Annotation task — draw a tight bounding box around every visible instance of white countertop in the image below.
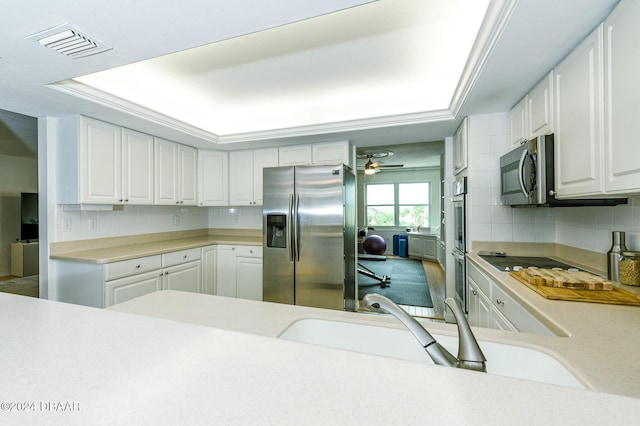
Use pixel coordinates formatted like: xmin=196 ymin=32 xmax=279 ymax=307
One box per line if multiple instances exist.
xmin=2 ymin=292 xmax=640 ymax=424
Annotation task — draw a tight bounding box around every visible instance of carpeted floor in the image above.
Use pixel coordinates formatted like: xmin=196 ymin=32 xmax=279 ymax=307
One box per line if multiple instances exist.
xmin=358 ymin=258 xmax=433 ymax=307
xmin=0 ymin=275 xmax=39 ymax=298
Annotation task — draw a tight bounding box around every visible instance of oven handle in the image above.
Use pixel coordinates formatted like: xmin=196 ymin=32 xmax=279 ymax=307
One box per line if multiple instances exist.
xmin=518 ymin=148 xmax=530 ymax=198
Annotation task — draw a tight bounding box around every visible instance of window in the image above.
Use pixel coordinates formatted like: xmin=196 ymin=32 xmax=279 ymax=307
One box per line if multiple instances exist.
xmin=366 ymin=182 xmax=430 ymax=228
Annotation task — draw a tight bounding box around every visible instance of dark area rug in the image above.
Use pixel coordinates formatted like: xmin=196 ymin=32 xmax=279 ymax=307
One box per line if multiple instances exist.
xmin=358 ymin=258 xmax=432 ymax=307
xmin=0 ymin=275 xmax=39 ymax=298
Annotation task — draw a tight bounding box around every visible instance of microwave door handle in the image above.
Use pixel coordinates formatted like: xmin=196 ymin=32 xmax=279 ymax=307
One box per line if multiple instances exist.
xmin=518 ymin=149 xmax=530 ymax=198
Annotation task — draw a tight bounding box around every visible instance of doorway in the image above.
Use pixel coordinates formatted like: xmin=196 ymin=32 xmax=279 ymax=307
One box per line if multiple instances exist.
xmin=0 ymin=109 xmax=39 ymax=298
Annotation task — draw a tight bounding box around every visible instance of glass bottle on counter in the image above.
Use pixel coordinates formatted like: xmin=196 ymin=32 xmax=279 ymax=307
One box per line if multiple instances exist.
xmin=607 ymin=231 xmax=627 ymax=281
xmin=619 ymin=251 xmax=640 ymax=286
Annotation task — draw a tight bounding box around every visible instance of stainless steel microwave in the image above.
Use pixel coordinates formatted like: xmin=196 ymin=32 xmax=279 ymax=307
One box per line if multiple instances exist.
xmin=500 ymin=134 xmax=627 ymax=207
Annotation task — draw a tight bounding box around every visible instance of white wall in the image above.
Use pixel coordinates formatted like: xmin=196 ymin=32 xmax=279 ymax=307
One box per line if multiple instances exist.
xmin=208 ymin=206 xmax=262 ymax=229
xmin=54 ymin=205 xmax=209 ymax=242
xmin=466 ymin=112 xmax=640 ymax=254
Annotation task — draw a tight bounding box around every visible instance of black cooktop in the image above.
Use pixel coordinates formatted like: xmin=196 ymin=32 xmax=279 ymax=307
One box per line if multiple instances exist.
xmin=478 ymin=254 xmax=579 ymax=272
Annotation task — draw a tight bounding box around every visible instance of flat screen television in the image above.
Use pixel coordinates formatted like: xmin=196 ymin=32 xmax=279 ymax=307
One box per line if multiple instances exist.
xmin=21 ymin=192 xmax=38 ymax=242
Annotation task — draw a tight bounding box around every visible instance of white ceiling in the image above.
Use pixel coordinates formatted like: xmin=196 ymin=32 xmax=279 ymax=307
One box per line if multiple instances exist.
xmin=0 ymin=0 xmax=620 ymax=163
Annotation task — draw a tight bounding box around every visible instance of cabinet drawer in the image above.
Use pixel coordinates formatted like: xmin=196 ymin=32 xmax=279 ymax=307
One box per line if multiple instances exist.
xmin=467 ymin=262 xmax=491 ymax=296
xmin=162 ymin=248 xmax=202 ymax=267
xmin=492 ymin=284 xmax=552 ymax=335
xmin=236 ymin=245 xmax=262 ymax=258
xmin=104 ymin=255 xmax=162 ymax=281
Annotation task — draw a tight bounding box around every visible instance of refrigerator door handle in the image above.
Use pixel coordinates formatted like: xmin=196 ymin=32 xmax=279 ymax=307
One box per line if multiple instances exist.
xmin=293 ymin=193 xmax=300 ymax=262
xmin=288 ymin=193 xmax=294 ymax=262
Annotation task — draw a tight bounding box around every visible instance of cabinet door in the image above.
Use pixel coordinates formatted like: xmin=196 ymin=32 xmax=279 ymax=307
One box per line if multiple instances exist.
xmin=229 ymin=150 xmax=255 ymax=205
xmin=477 ymin=292 xmax=492 ymax=329
xmin=554 ymin=25 xmax=604 ymax=198
xmin=79 ymin=117 xmax=122 ymax=203
xmin=236 ymin=257 xmax=263 ymax=301
xmin=154 ymin=138 xmax=179 ymax=205
xmin=604 ymin=0 xmax=640 ymax=193
xmin=201 ymin=246 xmax=217 ymax=295
xmin=198 ymin=151 xmax=228 ymax=206
xmin=528 ymin=72 xmax=554 ymax=137
xmin=122 ymin=128 xmax=154 ymax=205
xmin=178 ymin=145 xmax=197 ymax=205
xmin=490 ymin=308 xmax=517 ymax=332
xmin=278 ymin=145 xmax=312 ymax=166
xmin=312 ymin=141 xmax=350 ymax=166
xmin=105 ymin=270 xmax=162 ymax=307
xmin=467 ymin=279 xmax=480 ymax=326
xmin=216 ymin=245 xmax=237 ymax=297
xmin=453 ymin=118 xmax=468 ymax=174
xmin=408 ymin=236 xmax=425 ymax=258
xmin=510 ymin=96 xmax=529 ymax=145
xmin=163 ymin=261 xmax=202 ymax=293
xmin=252 ymin=148 xmax=279 ymax=206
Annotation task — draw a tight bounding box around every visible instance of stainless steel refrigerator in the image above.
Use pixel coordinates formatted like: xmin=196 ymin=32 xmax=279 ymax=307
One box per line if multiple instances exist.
xmin=263 ymin=164 xmax=357 ymax=311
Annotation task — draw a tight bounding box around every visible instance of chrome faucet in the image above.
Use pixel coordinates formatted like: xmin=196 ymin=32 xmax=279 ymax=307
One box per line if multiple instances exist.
xmin=363 ymin=294 xmax=486 ymax=372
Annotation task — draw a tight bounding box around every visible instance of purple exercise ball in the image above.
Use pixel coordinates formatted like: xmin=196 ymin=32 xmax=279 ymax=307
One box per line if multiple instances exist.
xmin=363 ymin=235 xmax=386 ymax=255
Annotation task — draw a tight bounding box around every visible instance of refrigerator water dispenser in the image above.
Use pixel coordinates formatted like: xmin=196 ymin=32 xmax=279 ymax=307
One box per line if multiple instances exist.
xmin=266 ymin=214 xmax=287 ymax=248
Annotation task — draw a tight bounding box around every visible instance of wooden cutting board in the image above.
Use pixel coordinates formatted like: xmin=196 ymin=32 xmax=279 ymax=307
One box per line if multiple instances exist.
xmin=510 ymin=271 xmax=640 ymax=306
xmin=514 ymin=268 xmax=613 ymax=290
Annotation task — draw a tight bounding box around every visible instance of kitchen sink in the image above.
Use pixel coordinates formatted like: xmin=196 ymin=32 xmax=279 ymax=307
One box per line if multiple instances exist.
xmin=279 ymin=318 xmax=585 ymax=389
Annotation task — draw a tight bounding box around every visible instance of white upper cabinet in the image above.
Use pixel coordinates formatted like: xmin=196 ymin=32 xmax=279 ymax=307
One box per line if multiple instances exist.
xmin=229 ymin=148 xmax=278 ymax=206
xmin=311 ymin=141 xmax=352 ymax=168
xmin=79 ymin=117 xmax=122 ymax=204
xmin=178 ymin=144 xmax=197 ymax=205
xmin=154 ymin=138 xmax=197 ymax=205
xmin=510 ymin=71 xmax=554 ymax=145
xmin=154 ymin=138 xmax=179 ymax=205
xmin=58 ymin=115 xmax=124 ymax=205
xmin=453 ymin=117 xmax=468 ymax=175
xmin=604 ymin=0 xmax=640 ymax=194
xmin=528 ymin=71 xmax=554 ymax=138
xmin=121 ymin=128 xmax=154 ymax=205
xmin=252 ymin=147 xmax=279 ymax=205
xmin=229 ymin=150 xmax=254 ymax=205
xmin=58 ymin=116 xmax=154 ymax=204
xmin=554 ymin=24 xmax=604 ymax=198
xmin=509 ymin=96 xmax=529 ymax=145
xmin=279 ymin=144 xmax=312 ymax=166
xmin=198 ymin=150 xmax=229 ymax=206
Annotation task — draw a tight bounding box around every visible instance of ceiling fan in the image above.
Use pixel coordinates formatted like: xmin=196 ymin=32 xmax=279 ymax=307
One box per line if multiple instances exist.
xmin=356 ymin=150 xmax=404 ymax=175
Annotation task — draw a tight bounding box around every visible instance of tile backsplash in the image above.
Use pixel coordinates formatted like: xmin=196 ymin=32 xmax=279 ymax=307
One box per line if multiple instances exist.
xmin=466 ymin=112 xmax=640 ymax=254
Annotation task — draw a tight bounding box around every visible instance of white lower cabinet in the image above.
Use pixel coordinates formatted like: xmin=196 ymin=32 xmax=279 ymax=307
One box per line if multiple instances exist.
xmin=201 ymin=245 xmax=217 ymax=295
xmin=215 ymin=245 xmax=263 ymax=300
xmin=467 ymin=262 xmax=552 ymax=335
xmin=236 ymin=246 xmax=263 ymax=301
xmin=105 ymin=270 xmax=163 ymax=307
xmin=54 ymin=244 xmax=262 ymax=307
xmin=407 ymin=234 xmax=438 ymax=261
xmin=162 ymin=261 xmax=201 ymax=293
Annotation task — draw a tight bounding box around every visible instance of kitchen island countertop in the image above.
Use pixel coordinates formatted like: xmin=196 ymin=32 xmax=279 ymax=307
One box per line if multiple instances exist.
xmin=2 ymin=291 xmax=640 ymax=424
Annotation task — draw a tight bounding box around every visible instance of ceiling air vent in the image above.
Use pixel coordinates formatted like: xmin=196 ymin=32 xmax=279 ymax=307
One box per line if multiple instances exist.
xmin=26 ymin=24 xmax=112 ymax=59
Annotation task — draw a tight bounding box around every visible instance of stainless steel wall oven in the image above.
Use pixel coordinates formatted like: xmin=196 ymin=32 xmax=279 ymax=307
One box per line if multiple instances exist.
xmin=451 ymin=177 xmax=467 ymax=312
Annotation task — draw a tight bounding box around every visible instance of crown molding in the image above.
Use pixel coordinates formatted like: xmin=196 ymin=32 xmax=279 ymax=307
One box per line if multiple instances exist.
xmin=49 ymin=79 xmax=456 ymax=146
xmin=448 ymin=0 xmax=518 ymax=118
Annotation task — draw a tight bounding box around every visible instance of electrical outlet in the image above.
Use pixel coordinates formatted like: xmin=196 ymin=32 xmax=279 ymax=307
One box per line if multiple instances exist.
xmin=89 ymin=218 xmax=97 ymax=231
xmin=62 ymin=218 xmax=72 ymax=232
xmin=173 ymin=215 xmax=180 ymax=226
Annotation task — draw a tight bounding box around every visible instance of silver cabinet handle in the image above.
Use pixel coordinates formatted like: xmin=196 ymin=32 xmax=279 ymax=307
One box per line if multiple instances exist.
xmin=496 ymin=299 xmax=505 ymax=306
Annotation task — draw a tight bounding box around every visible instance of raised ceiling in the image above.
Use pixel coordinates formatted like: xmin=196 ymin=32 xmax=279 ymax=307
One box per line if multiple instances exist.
xmin=0 ymin=0 xmax=620 ymax=153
